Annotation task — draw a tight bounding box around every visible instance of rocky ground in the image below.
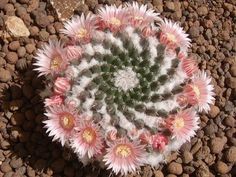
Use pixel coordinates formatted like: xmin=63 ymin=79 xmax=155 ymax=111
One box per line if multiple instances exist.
xmin=0 ymin=0 xmax=235 ymax=177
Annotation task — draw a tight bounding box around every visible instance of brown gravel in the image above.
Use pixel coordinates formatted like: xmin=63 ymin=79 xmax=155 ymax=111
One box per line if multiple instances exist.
xmin=0 ymin=0 xmax=236 ymax=177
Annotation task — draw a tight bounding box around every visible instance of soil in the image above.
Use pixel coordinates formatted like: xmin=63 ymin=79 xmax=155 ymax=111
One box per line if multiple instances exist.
xmin=0 ymin=0 xmax=236 ymax=177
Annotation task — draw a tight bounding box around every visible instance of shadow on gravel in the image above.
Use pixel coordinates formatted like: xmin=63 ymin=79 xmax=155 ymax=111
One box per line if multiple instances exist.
xmin=0 ymin=64 xmax=112 ymax=177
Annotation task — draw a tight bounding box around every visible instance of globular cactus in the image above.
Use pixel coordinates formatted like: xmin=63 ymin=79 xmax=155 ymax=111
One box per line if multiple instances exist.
xmin=34 ymin=2 xmax=215 ymax=175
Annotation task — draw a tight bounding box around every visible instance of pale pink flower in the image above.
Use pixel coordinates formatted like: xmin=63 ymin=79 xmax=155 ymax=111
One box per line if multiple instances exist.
xmin=151 ymin=134 xmax=168 ymax=151
xmin=54 ymin=77 xmax=71 ymax=95
xmin=107 ymin=129 xmax=118 ymax=142
xmin=141 ymin=26 xmax=155 ymax=37
xmin=139 ymin=131 xmax=152 ymax=144
xmin=34 ymin=40 xmax=68 ymax=76
xmin=71 ymin=120 xmax=103 ymax=158
xmin=98 ymin=5 xmax=127 ymax=32
xmin=44 ymin=95 xmax=63 ymax=107
xmin=183 ymin=71 xmax=215 ymax=112
xmin=126 ymin=2 xmax=160 ymax=29
xmin=61 ymin=13 xmax=97 ymax=43
xmin=159 ymin=19 xmax=191 ymax=51
xmin=104 ymin=138 xmax=145 ymax=175
xmin=181 ymin=56 xmax=199 ymax=77
xmin=64 ymin=45 xmax=82 ymax=61
xmin=165 ymin=109 xmax=199 ymax=143
xmin=44 ymin=105 xmax=79 ymax=146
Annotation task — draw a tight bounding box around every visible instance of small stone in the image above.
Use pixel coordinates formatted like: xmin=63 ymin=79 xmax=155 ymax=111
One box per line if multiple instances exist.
xmin=183 ymin=166 xmax=195 ymax=174
xmin=197 ymin=6 xmax=208 ymax=16
xmin=204 ymin=122 xmax=218 ymax=136
xmin=25 ymin=44 xmax=36 ymax=54
xmin=195 ymin=166 xmax=210 ymax=177
xmin=166 ymin=174 xmax=177 ymax=177
xmin=0 ymin=162 xmax=12 ymax=173
xmin=27 ymin=0 xmax=39 ymax=12
xmin=17 ymin=47 xmax=26 ymax=57
xmin=27 ymin=166 xmax=35 ymax=177
xmin=225 ymin=146 xmax=236 ymax=162
xmin=10 ymin=112 xmax=25 ymax=125
xmin=224 ymin=116 xmax=235 ymax=127
xmin=0 ymin=68 xmax=11 ymax=82
xmin=10 ymin=158 xmax=23 ymax=169
xmin=34 ymin=11 xmax=50 ymax=28
xmin=0 ymin=140 xmax=10 ymax=149
xmin=51 ymin=158 xmax=65 ymax=173
xmin=210 ymin=137 xmax=227 ymax=154
xmin=5 ymin=16 xmax=30 ymax=37
xmin=229 ymin=64 xmax=236 ymax=76
xmin=0 ymin=0 xmax=8 ymax=10
xmin=165 ymin=2 xmax=175 ymax=11
xmin=6 ymin=51 xmax=18 ymax=64
xmin=9 ymin=41 xmax=20 ymax=51
xmin=208 ymin=105 xmax=220 ymax=118
xmin=215 ymin=161 xmax=229 ymax=174
xmin=38 ymin=30 xmax=49 ymax=41
xmin=154 ymin=170 xmax=164 ymax=177
xmin=226 ymin=77 xmax=236 ymax=88
xmin=188 ymin=26 xmax=200 ymax=38
xmin=167 ymin=162 xmax=183 ymax=175
xmin=29 ymin=26 xmax=39 ymax=36
xmin=183 ymin=151 xmax=193 ymax=164
xmin=153 ymin=0 xmax=163 ymax=13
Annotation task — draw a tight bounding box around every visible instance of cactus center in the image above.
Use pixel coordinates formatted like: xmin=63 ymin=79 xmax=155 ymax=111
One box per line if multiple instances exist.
xmin=76 ymin=28 xmax=88 ymax=39
xmin=173 ymin=117 xmax=185 ymax=129
xmin=115 ymin=144 xmax=132 ymax=158
xmin=110 ymin=17 xmax=121 ymax=26
xmin=114 ymin=67 xmax=139 ymax=92
xmin=50 ymin=55 xmax=63 ymax=70
xmin=191 ymin=85 xmax=201 ymax=99
xmin=166 ymin=33 xmax=177 ymax=43
xmin=60 ymin=113 xmax=75 ymax=130
xmin=82 ymin=128 xmax=96 ymax=143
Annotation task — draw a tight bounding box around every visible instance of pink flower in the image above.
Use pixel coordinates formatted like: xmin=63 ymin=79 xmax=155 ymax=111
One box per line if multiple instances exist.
xmin=151 ymin=134 xmax=168 ymax=151
xmin=126 ymin=2 xmax=160 ymax=29
xmin=104 ymin=138 xmax=145 ymax=175
xmin=64 ymin=45 xmax=82 ymax=61
xmin=34 ymin=40 xmax=68 ymax=76
xmin=71 ymin=120 xmax=103 ymax=158
xmin=98 ymin=5 xmax=127 ymax=32
xmin=139 ymin=131 xmax=151 ymax=144
xmin=61 ymin=13 xmax=97 ymax=43
xmin=54 ymin=77 xmax=71 ymax=95
xmin=44 ymin=95 xmax=63 ymax=107
xmin=165 ymin=109 xmax=199 ymax=143
xmin=159 ymin=19 xmax=191 ymax=51
xmin=44 ymin=105 xmax=79 ymax=146
xmin=181 ymin=56 xmax=199 ymax=77
xmin=183 ymin=71 xmax=215 ymax=112
xmin=141 ymin=26 xmax=155 ymax=37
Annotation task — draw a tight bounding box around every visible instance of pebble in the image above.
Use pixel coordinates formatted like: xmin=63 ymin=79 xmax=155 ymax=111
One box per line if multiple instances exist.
xmin=210 ymin=137 xmax=227 ymax=154
xmin=226 ymin=77 xmax=236 ymax=89
xmin=154 ymin=170 xmax=164 ymax=177
xmin=0 ymin=162 xmax=12 ymax=173
xmin=153 ymin=0 xmax=163 ymax=13
xmin=224 ymin=116 xmax=235 ymax=127
xmin=225 ymin=146 xmax=236 ymax=162
xmin=165 ymin=2 xmax=175 ymax=11
xmin=51 ymin=158 xmax=65 ymax=173
xmin=5 ymin=16 xmax=30 ymax=37
xmin=17 ymin=47 xmax=26 ymax=57
xmin=6 ymin=51 xmax=18 ymax=64
xmin=195 ymin=166 xmax=210 ymax=177
xmin=10 ymin=112 xmax=25 ymax=125
xmin=9 ymin=158 xmax=23 ymax=169
xmin=34 ymin=10 xmax=50 ymax=28
xmin=25 ymin=44 xmax=36 ymax=54
xmin=0 ymin=68 xmax=11 ymax=82
xmin=215 ymin=161 xmax=229 ymax=174
xmin=197 ymin=6 xmax=208 ymax=16
xmin=26 ymin=166 xmax=35 ymax=177
xmin=183 ymin=151 xmax=193 ymax=164
xmin=188 ymin=26 xmax=200 ymax=38
xmin=167 ymin=162 xmax=183 ymax=175
xmin=9 ymin=41 xmax=20 ymax=51
xmin=208 ymin=105 xmax=220 ymax=118
xmin=38 ymin=30 xmax=50 ymax=41
xmin=229 ymin=64 xmax=236 ymax=76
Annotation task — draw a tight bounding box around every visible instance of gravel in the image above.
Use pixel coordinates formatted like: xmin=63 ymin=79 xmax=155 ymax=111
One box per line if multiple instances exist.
xmin=0 ymin=0 xmax=235 ymax=177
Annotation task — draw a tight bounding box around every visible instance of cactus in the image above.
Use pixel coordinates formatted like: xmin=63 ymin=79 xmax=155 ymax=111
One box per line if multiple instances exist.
xmin=34 ymin=2 xmax=215 ymax=175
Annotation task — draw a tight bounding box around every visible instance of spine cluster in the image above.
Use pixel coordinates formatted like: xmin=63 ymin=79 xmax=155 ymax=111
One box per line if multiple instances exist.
xmin=34 ymin=2 xmax=215 ymax=175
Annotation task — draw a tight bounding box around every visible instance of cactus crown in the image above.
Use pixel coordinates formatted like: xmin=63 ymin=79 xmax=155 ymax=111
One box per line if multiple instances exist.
xmin=34 ymin=2 xmax=215 ymax=175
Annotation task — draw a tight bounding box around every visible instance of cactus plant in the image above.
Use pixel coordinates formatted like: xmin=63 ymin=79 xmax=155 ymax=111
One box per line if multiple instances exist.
xmin=34 ymin=2 xmax=215 ymax=175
